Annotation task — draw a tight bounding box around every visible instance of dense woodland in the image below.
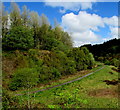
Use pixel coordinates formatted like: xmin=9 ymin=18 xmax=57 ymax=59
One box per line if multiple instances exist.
xmin=1 ymin=2 xmax=120 ymax=109
xmin=83 ymin=38 xmax=120 ymax=68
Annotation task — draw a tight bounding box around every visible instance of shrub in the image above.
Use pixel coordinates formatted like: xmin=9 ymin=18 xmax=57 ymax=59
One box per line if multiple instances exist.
xmin=39 ymin=66 xmax=61 ymax=82
xmin=9 ymin=68 xmax=39 ymax=91
xmin=63 ymin=60 xmax=76 ymax=74
xmin=51 ymin=67 xmax=61 ymax=78
xmin=111 ymin=58 xmax=120 ymax=67
xmin=68 ymin=47 xmax=95 ymax=71
xmin=2 ymin=88 xmax=19 ymax=109
xmin=104 ymin=59 xmax=110 ymax=65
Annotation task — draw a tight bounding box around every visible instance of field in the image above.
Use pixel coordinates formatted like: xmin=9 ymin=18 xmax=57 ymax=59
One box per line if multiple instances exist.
xmin=11 ymin=65 xmax=119 ymax=109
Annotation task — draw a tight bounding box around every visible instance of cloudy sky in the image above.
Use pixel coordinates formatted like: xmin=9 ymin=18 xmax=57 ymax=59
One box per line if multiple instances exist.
xmin=4 ymin=1 xmax=118 ymax=47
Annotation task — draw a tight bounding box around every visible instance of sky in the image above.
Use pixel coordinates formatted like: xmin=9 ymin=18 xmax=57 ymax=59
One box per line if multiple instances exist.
xmin=3 ymin=1 xmax=119 ymax=47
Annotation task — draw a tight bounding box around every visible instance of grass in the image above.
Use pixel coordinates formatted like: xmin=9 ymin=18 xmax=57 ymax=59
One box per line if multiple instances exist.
xmin=12 ymin=64 xmax=119 ymax=108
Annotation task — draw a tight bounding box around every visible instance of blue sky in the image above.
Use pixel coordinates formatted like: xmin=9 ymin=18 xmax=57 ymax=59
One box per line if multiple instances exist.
xmin=4 ymin=1 xmax=118 ymax=47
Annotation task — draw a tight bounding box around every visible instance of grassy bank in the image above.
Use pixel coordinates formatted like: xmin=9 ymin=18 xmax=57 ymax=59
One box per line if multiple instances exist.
xmin=10 ymin=63 xmax=103 ymax=96
xmin=13 ymin=65 xmax=119 ymax=109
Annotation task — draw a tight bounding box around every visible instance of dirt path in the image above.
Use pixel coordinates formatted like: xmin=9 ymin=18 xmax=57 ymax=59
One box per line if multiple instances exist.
xmin=16 ymin=66 xmax=105 ymax=96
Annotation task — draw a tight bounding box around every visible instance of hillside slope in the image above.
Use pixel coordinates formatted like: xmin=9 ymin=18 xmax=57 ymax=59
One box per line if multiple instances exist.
xmin=12 ymin=65 xmax=119 ymax=108
xmin=83 ymin=38 xmax=120 ymax=67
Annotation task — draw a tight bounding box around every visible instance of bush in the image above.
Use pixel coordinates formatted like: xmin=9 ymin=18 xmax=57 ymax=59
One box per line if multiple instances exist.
xmin=104 ymin=59 xmax=110 ymax=65
xmin=51 ymin=67 xmax=61 ymax=78
xmin=111 ymin=58 xmax=120 ymax=67
xmin=39 ymin=66 xmax=61 ymax=82
xmin=63 ymin=60 xmax=76 ymax=74
xmin=9 ymin=68 xmax=39 ymax=91
xmin=68 ymin=47 xmax=95 ymax=71
xmin=2 ymin=88 xmax=19 ymax=109
xmin=54 ymin=51 xmax=76 ymax=75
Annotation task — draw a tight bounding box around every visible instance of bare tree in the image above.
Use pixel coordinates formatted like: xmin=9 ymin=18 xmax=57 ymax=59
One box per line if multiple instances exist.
xmin=10 ymin=2 xmax=21 ymax=26
xmin=21 ymin=5 xmax=29 ymax=26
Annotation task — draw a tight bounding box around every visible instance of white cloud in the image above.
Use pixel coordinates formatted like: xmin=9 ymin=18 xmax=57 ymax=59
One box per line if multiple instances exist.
xmin=44 ymin=0 xmax=97 ymax=13
xmin=80 ymin=2 xmax=93 ymax=10
xmin=61 ymin=11 xmax=118 ymax=47
xmin=110 ymin=27 xmax=118 ymax=38
xmin=103 ymin=16 xmax=118 ymax=27
xmin=72 ymin=30 xmax=99 ymax=42
xmin=62 ymin=11 xmax=104 ymax=33
xmin=73 ymin=41 xmax=91 ymax=47
xmin=102 ymin=27 xmax=119 ymax=42
xmin=43 ymin=0 xmax=118 ymax=46
xmin=72 ymin=30 xmax=101 ymax=46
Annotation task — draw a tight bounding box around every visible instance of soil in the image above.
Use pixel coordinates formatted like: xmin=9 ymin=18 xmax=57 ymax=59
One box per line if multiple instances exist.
xmin=103 ymin=79 xmax=119 ymax=85
xmin=109 ymin=72 xmax=113 ymax=74
xmin=112 ymin=67 xmax=119 ymax=72
xmin=88 ymin=87 xmax=118 ymax=98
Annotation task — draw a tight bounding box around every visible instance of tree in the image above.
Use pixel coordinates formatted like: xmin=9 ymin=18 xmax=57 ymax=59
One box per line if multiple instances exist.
xmin=40 ymin=14 xmax=50 ymax=26
xmin=81 ymin=47 xmax=95 ymax=68
xmin=2 ymin=4 xmax=9 ymax=37
xmin=29 ymin=11 xmax=40 ymax=48
xmin=53 ymin=26 xmax=62 ymax=41
xmin=29 ymin=11 xmax=39 ymax=28
xmin=38 ymin=24 xmax=52 ymax=48
xmin=88 ymin=53 xmax=95 ymax=68
xmin=2 ymin=25 xmax=34 ymax=50
xmin=61 ymin=32 xmax=73 ymax=48
xmin=21 ymin=5 xmax=29 ymax=26
xmin=10 ymin=2 xmax=22 ymax=27
xmin=68 ymin=47 xmax=95 ymax=71
xmin=53 ymin=18 xmax=59 ymax=28
xmin=53 ymin=26 xmax=73 ymax=48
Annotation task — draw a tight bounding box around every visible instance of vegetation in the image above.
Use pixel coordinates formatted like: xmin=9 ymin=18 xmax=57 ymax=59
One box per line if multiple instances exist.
xmin=2 ymin=2 xmax=119 ymax=109
xmin=9 ymin=68 xmax=39 ymax=91
xmin=83 ymin=38 xmax=120 ymax=68
xmin=2 ymin=26 xmax=34 ymax=50
xmin=3 ymin=65 xmax=119 ymax=109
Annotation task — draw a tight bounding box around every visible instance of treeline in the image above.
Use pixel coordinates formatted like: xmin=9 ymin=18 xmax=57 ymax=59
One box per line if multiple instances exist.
xmin=83 ymin=38 xmax=120 ymax=68
xmin=2 ymin=2 xmax=95 ymax=91
xmin=2 ymin=3 xmax=72 ymax=51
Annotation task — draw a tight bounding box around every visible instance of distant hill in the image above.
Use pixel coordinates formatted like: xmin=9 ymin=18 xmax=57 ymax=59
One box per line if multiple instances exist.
xmin=82 ymin=38 xmax=120 ymax=67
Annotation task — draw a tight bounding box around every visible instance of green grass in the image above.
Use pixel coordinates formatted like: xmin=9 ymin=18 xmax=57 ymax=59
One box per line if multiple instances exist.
xmin=14 ymin=65 xmax=119 ymax=108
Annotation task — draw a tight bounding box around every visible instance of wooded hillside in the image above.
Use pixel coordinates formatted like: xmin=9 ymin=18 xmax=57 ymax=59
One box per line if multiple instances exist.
xmin=83 ymin=38 xmax=120 ymax=67
xmin=2 ymin=2 xmax=95 ymax=91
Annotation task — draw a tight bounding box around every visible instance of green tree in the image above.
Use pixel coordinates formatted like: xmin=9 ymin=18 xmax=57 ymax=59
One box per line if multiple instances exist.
xmin=81 ymin=47 xmax=95 ymax=68
xmin=61 ymin=32 xmax=73 ymax=48
xmin=2 ymin=25 xmax=34 ymax=50
xmin=53 ymin=26 xmax=62 ymax=41
xmin=38 ymin=24 xmax=52 ymax=49
xmin=88 ymin=53 xmax=95 ymax=68
xmin=68 ymin=47 xmax=95 ymax=71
